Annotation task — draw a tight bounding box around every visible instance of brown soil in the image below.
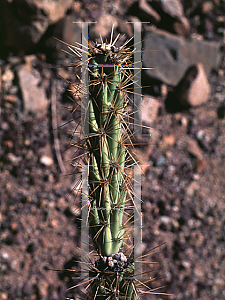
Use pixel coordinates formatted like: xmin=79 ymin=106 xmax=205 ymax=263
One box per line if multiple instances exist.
xmin=1 ymin=1 xmax=225 ymax=300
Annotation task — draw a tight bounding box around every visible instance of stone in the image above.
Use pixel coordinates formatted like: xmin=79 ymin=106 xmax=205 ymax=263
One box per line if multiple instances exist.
xmin=1 ymin=0 xmax=73 ymax=52
xmin=40 ymin=155 xmax=53 ymax=167
xmin=2 ymin=66 xmax=14 ymax=82
xmin=142 ymin=28 xmax=222 ymax=86
xmin=62 ymin=15 xmax=82 ymax=48
xmin=149 ymin=128 xmax=161 ymax=143
xmin=7 ymin=153 xmax=21 ymax=165
xmin=160 ymin=0 xmax=184 ymax=19
xmin=161 ymin=83 xmax=168 ymax=97
xmin=90 ymin=14 xmax=119 ymax=41
xmin=22 ymin=282 xmax=33 ymax=296
xmin=187 ymin=139 xmax=203 ymax=159
xmin=176 ymin=63 xmax=210 ymax=107
xmin=42 ymin=15 xmax=82 ymax=62
xmin=17 ymin=63 xmax=48 ymax=113
xmin=139 ymin=0 xmax=161 ymax=23
xmin=140 ymin=96 xmax=160 ymax=126
xmin=0 ymin=293 xmax=7 ymax=300
xmin=173 ymin=16 xmax=190 ymax=36
xmin=3 ymin=95 xmax=17 ymax=103
xmin=186 ymin=181 xmax=198 ymax=197
xmin=194 ymin=159 xmax=207 ymax=173
xmin=73 ymin=1 xmax=82 ymax=14
xmin=37 ymin=280 xmax=48 ymax=298
xmin=202 ymin=1 xmax=214 ymax=14
xmin=159 ymin=215 xmax=171 ymax=225
xmin=156 ymin=155 xmax=166 ymax=167
xmin=161 ymin=134 xmax=175 ymax=149
xmin=152 ymin=0 xmax=189 ymax=36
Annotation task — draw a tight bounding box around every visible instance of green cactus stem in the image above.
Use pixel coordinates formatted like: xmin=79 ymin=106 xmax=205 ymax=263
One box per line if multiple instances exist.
xmin=86 ymin=40 xmax=137 ymax=299
xmin=87 ymin=42 xmax=133 ymax=258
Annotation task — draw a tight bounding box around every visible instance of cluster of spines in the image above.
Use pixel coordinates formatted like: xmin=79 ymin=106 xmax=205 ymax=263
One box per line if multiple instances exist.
xmin=59 ymin=28 xmax=168 ymax=300
xmin=74 ymin=36 xmax=138 ymax=299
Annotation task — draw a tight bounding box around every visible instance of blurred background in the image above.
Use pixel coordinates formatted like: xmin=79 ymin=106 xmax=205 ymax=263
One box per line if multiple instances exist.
xmin=0 ymin=0 xmax=225 ymax=299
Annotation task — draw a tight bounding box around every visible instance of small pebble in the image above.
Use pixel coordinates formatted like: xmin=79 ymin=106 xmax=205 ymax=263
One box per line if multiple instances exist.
xmin=0 ymin=293 xmax=8 ymax=300
xmin=37 ymin=280 xmax=49 ymax=298
xmin=50 ymin=219 xmax=58 ymax=228
xmin=187 ymin=139 xmax=203 ymax=159
xmin=186 ymin=181 xmax=198 ymax=197
xmin=3 ymin=94 xmax=17 ymax=103
xmin=194 ymin=159 xmax=207 ymax=173
xmin=22 ymin=282 xmax=33 ymax=296
xmin=156 ymin=155 xmax=165 ymax=167
xmin=161 ymin=134 xmax=175 ymax=148
xmin=40 ymin=155 xmax=53 ymax=166
xmin=2 ymin=67 xmax=14 ymax=82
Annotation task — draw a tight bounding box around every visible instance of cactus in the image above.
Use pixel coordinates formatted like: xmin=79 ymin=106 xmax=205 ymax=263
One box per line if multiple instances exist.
xmin=57 ymin=27 xmax=167 ymax=300
xmin=88 ymin=41 xmax=131 ymax=254
xmin=86 ymin=39 xmax=137 ymax=299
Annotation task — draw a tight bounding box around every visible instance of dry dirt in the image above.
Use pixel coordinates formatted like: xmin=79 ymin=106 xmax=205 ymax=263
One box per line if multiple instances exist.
xmin=1 ymin=1 xmax=225 ymax=300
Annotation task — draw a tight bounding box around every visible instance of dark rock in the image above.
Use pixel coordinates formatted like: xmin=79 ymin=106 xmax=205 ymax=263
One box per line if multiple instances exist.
xmin=143 ymin=28 xmax=222 ymax=86
xmin=22 ymin=282 xmax=33 ymax=296
xmin=139 ymin=0 xmax=161 ymax=23
xmin=218 ymin=105 xmax=225 ymax=119
xmin=150 ymin=0 xmax=190 ymax=36
xmin=0 ymin=0 xmax=73 ymax=53
xmin=26 ymin=242 xmax=38 ymax=253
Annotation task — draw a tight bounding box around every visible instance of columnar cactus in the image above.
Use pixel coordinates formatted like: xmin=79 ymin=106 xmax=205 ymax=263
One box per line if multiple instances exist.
xmin=60 ymin=29 xmax=165 ymax=300
xmin=88 ymin=42 xmax=131 ymax=257
xmin=81 ymin=38 xmax=136 ymax=299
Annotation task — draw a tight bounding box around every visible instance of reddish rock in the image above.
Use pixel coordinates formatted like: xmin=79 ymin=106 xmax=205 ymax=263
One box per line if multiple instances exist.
xmin=173 ymin=16 xmax=190 ymax=36
xmin=2 ymin=66 xmax=14 ymax=82
xmin=202 ymin=1 xmax=214 ymax=13
xmin=176 ymin=63 xmax=210 ymax=107
xmin=161 ymin=134 xmax=175 ymax=149
xmin=187 ymin=139 xmax=203 ymax=159
xmin=3 ymin=94 xmax=17 ymax=103
xmin=194 ymin=159 xmax=207 ymax=173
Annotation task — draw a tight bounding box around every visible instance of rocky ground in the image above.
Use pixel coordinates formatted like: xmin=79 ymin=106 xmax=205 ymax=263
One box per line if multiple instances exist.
xmin=0 ymin=0 xmax=225 ymax=300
